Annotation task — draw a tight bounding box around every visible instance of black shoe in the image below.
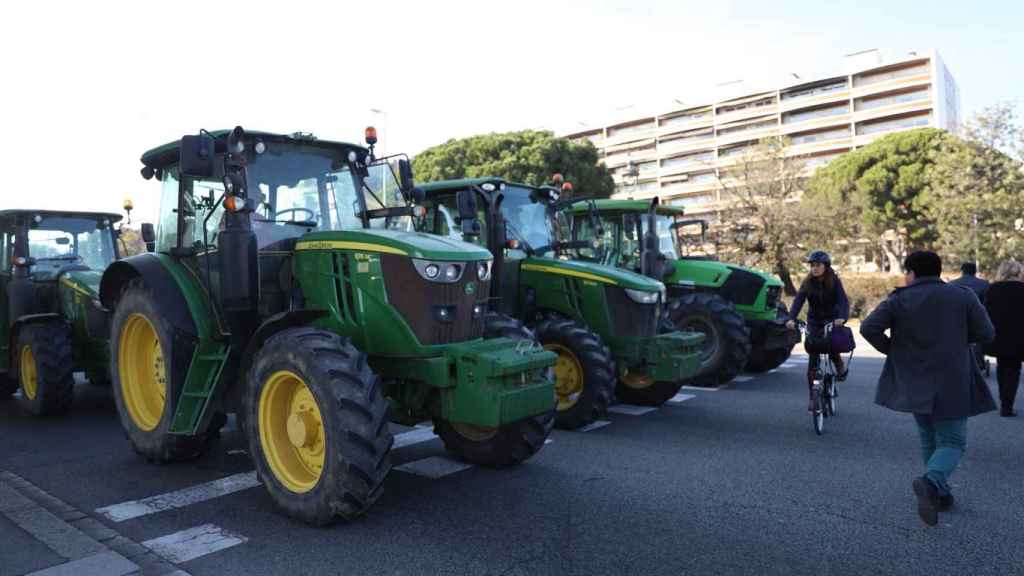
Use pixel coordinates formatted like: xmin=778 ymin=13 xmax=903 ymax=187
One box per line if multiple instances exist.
xmin=837 ymin=368 xmax=849 ymax=382
xmin=1000 ymin=406 xmax=1017 ymax=417
xmin=937 ymin=493 xmax=954 ymax=512
xmin=912 ymin=477 xmax=939 ymax=526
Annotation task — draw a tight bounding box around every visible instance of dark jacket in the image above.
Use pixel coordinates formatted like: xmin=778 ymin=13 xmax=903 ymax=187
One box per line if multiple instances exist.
xmin=949 ymin=274 xmax=990 ymax=303
xmin=984 ymin=280 xmax=1024 ymax=361
xmin=860 ymin=277 xmax=996 ymax=418
xmin=789 ymin=275 xmax=850 ymax=326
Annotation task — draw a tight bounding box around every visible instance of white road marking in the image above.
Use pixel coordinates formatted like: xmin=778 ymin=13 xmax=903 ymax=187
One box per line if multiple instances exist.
xmin=789 ymin=357 xmax=809 ymax=363
xmin=576 ymin=420 xmax=612 ymax=432
xmin=780 ymin=362 xmax=799 ymax=369
xmin=733 ymin=376 xmax=754 ymax=382
xmin=142 ymin=524 xmax=246 ymax=564
xmin=26 ymin=550 xmax=138 ymax=576
xmin=607 ymin=404 xmax=658 ymax=416
xmin=392 ymin=427 xmax=439 ymax=449
xmin=544 ymin=439 xmax=553 ymax=445
xmin=394 ymin=456 xmax=473 ymax=479
xmin=667 ymin=393 xmax=696 ymax=404
xmin=680 ymin=385 xmax=723 ymax=392
xmin=226 ymin=449 xmax=247 ymax=456
xmin=95 ymin=472 xmax=260 ymax=523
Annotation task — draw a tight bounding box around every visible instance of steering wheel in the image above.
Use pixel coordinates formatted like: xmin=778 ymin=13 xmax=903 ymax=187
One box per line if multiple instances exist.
xmin=272 ymin=208 xmax=316 ymax=222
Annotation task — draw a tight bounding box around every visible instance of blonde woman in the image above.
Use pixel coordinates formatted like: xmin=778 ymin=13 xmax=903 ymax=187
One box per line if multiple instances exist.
xmin=984 ymin=259 xmax=1024 ymax=417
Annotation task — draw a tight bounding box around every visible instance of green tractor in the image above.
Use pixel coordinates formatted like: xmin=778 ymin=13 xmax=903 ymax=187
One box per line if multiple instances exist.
xmin=567 ymin=199 xmax=799 ymax=385
xmin=414 ymin=178 xmax=704 ymax=429
xmin=0 ymin=210 xmax=123 ymax=415
xmin=99 ymin=127 xmax=557 ymax=525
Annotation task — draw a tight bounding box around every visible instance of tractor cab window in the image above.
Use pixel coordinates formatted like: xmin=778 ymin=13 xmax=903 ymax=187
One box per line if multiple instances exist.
xmin=572 ymin=213 xmax=616 ymax=265
xmin=414 ymin=191 xmax=488 ymax=245
xmin=360 ymin=162 xmax=412 ymax=232
xmin=26 ymin=217 xmax=116 ymax=278
xmin=620 ymin=214 xmax=642 ymax=271
xmin=640 ymin=214 xmax=681 ymax=260
xmin=499 ymin=187 xmax=559 ymax=260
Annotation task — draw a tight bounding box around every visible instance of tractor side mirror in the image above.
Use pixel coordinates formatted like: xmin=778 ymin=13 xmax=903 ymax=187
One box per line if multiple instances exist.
xmin=179 ymin=133 xmax=216 ymax=178
xmin=410 ymin=187 xmax=425 ymax=204
xmin=398 ymin=159 xmax=415 ymax=194
xmin=141 ymin=223 xmax=156 ymax=252
xmin=456 ymin=190 xmax=481 ymax=237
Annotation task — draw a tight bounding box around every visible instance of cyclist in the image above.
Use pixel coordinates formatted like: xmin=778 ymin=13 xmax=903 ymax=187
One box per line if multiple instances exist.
xmin=785 ymin=251 xmax=851 ymax=411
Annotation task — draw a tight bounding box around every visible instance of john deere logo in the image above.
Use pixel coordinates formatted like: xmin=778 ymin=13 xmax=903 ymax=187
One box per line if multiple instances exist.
xmin=465 ymin=282 xmax=476 ymax=295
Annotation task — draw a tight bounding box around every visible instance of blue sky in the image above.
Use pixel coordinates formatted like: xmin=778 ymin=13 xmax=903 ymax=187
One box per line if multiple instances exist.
xmin=0 ymin=0 xmax=1019 ymax=221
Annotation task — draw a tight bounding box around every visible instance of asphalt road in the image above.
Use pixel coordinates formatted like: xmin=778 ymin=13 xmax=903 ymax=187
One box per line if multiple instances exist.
xmin=2 ymin=345 xmax=1022 ymax=576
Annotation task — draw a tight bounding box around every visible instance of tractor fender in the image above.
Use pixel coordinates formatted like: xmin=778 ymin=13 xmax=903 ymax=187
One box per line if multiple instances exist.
xmin=99 ymin=254 xmax=198 ymax=338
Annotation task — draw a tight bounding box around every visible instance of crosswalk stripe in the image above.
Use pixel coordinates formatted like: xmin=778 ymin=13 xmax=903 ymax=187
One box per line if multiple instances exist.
xmin=680 ymin=385 xmax=723 ymax=392
xmin=733 ymin=376 xmax=754 ymax=382
xmin=394 ymin=456 xmax=473 ymax=479
xmin=607 ymin=404 xmax=658 ymax=416
xmin=96 ymin=472 xmax=260 ymax=523
xmin=392 ymin=427 xmax=439 ymax=449
xmin=142 ymin=524 xmax=246 ymax=564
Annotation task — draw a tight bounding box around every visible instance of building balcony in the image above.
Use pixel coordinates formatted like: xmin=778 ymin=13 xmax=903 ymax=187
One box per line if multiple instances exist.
xmin=715 ymin=124 xmax=779 ymax=147
xmin=778 ymin=89 xmax=851 ymax=113
xmin=714 ymin=103 xmax=780 ymax=124
xmin=850 ymin=73 xmax=932 ymax=100
xmin=779 ymin=113 xmax=852 ymax=135
xmin=852 ymin=100 xmax=933 ymax=124
xmin=658 ymin=115 xmax=714 ymax=135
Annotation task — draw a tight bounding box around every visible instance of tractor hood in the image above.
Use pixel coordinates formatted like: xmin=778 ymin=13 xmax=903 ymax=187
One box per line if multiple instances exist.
xmin=666 ymin=258 xmax=780 ymax=288
xmin=521 ymin=257 xmax=663 ymax=292
xmin=295 ymin=229 xmax=492 ymax=262
xmin=59 ymin=269 xmax=103 ymax=300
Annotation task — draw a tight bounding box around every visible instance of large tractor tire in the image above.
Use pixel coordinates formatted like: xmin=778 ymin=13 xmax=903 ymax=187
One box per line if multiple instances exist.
xmin=746 ymin=302 xmax=796 ymax=373
xmin=435 ymin=313 xmax=554 ymax=467
xmin=664 ymin=293 xmax=750 ymax=387
xmin=535 ymin=318 xmax=615 ymax=430
xmin=111 ymin=280 xmax=219 ymax=463
xmin=15 ymin=323 xmax=75 ymax=416
xmin=616 ymin=371 xmax=683 ymax=407
xmin=245 ymin=327 xmax=392 ymax=526
xmin=0 ymin=376 xmax=16 ymax=398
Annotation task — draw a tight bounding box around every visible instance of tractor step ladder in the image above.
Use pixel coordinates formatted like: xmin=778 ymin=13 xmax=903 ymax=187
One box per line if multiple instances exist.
xmin=169 ymin=341 xmax=231 ymax=435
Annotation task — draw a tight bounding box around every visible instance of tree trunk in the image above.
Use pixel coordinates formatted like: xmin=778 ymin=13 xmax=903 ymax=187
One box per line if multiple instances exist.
xmin=881 ymin=241 xmax=903 ymax=276
xmin=776 ymin=260 xmax=798 ymax=296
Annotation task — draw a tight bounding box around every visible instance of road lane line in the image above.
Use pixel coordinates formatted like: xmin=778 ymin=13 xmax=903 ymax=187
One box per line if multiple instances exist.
xmin=392 ymin=427 xmax=439 ymax=449
xmin=576 ymin=420 xmax=612 ymax=432
xmin=96 ymin=472 xmax=260 ymax=523
xmin=607 ymin=404 xmax=658 ymax=416
xmin=394 ymin=456 xmax=473 ymax=479
xmin=141 ymin=524 xmax=246 ymax=564
xmin=667 ymin=393 xmax=696 ymax=404
xmin=680 ymin=385 xmax=723 ymax=392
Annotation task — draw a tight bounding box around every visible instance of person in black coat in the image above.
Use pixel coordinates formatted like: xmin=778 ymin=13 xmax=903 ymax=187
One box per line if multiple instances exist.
xmin=984 ymin=259 xmax=1024 ymax=417
xmin=785 ymin=250 xmax=850 ymax=411
xmin=860 ymin=251 xmax=995 ymax=526
xmin=950 ymin=261 xmax=991 ymax=371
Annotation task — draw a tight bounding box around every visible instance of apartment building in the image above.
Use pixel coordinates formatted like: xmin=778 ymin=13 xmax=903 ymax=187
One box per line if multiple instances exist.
xmin=565 ymin=50 xmax=960 ymax=220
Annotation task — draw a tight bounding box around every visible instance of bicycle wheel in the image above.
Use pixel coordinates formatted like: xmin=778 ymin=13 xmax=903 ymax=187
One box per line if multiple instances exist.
xmin=812 ymin=387 xmax=824 ymax=435
xmin=826 ymin=376 xmax=837 ymax=416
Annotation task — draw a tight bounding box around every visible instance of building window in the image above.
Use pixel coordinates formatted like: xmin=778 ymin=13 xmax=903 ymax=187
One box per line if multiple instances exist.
xmin=801 ymin=151 xmax=847 ymax=169
xmin=716 ymin=118 xmax=777 ymax=137
xmin=638 ymin=161 xmax=658 ymax=175
xmin=788 ymin=126 xmax=851 ymax=145
xmin=668 ymin=194 xmax=715 ymax=208
xmin=659 ymin=128 xmax=714 ymax=148
xmin=781 ymin=79 xmax=848 ymax=101
xmin=782 ymin=102 xmax=849 ymax=124
xmin=605 ymin=144 xmax=656 ymax=164
xmin=660 ymin=110 xmax=711 ymax=129
xmin=853 ymin=61 xmax=930 ymax=88
xmin=855 ymin=86 xmax=930 ymax=111
xmin=607 ymin=120 xmax=656 ymax=138
xmin=716 ymin=97 xmax=776 ymax=116
xmin=661 ymin=150 xmax=715 ymax=170
xmin=855 ymin=112 xmax=932 ymax=135
xmin=718 ymin=143 xmax=755 ymax=158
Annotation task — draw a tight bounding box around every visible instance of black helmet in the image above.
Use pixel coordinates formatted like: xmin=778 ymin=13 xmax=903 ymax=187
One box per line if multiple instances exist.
xmin=807 ymin=250 xmax=831 ymax=266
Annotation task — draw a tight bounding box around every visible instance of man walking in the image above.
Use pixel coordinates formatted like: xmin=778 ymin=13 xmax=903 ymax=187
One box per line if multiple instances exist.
xmin=860 ymin=251 xmax=995 ymax=526
xmin=950 ymin=262 xmax=990 ymax=372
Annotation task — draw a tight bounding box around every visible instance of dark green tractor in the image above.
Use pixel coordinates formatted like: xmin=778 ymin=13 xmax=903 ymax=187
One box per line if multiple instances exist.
xmin=99 ymin=127 xmax=556 ymax=525
xmin=414 ymin=178 xmax=704 ymax=429
xmin=0 ymin=210 xmax=123 ymax=415
xmin=567 ymin=199 xmax=799 ymax=385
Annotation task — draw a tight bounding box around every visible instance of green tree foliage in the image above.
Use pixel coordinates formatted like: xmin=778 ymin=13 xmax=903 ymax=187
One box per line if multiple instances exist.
xmin=930 ymin=104 xmax=1024 ymax=274
xmin=412 ymin=130 xmax=615 ymax=197
xmin=804 ymin=128 xmax=953 ymax=271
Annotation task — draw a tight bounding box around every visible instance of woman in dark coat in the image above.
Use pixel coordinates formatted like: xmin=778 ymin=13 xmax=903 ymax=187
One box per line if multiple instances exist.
xmin=786 ymin=251 xmax=850 ymax=411
xmin=984 ymin=259 xmax=1024 ymax=417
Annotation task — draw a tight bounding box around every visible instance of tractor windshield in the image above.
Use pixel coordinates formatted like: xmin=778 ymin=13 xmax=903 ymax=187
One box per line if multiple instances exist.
xmin=26 ymin=216 xmax=116 ymax=278
xmin=643 ymin=214 xmax=681 ymax=260
xmin=499 ymin=186 xmax=558 ymax=258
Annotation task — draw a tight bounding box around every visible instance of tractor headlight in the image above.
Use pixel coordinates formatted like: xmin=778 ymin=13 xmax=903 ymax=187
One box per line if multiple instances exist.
xmin=624 ymin=288 xmax=660 ymax=304
xmin=445 ymin=264 xmax=461 ymax=281
xmin=424 ymin=263 xmax=440 ymax=279
xmin=477 ymin=261 xmax=491 ymax=281
xmin=413 ymin=259 xmax=466 ymax=283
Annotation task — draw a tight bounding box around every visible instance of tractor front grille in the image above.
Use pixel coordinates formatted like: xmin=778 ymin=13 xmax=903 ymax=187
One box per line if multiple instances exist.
xmin=605 ymin=286 xmax=659 ymax=339
xmin=719 ymin=266 xmax=766 ymax=307
xmin=381 ymin=254 xmax=488 ymax=346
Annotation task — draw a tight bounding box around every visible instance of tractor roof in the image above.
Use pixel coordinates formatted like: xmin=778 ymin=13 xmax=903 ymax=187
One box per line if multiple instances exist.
xmin=568 ymin=199 xmax=686 ymax=216
xmin=0 ymin=210 xmax=123 ymax=227
xmin=141 ymin=129 xmax=367 ymax=170
xmin=418 ymin=177 xmax=526 ymax=194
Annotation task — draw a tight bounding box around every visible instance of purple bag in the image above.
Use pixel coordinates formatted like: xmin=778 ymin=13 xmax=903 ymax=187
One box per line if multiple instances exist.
xmin=830 ymin=325 xmax=856 ymax=354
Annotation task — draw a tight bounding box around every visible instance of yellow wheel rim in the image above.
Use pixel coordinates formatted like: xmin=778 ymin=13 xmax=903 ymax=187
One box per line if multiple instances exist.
xmin=451 ymin=421 xmax=499 ymax=442
xmin=259 ymin=370 xmax=325 ymax=494
xmin=118 ymin=314 xmax=166 ymax=431
xmin=545 ymin=344 xmax=584 ymax=411
xmin=19 ymin=345 xmax=38 ymax=400
xmin=620 ymin=369 xmax=654 ymax=390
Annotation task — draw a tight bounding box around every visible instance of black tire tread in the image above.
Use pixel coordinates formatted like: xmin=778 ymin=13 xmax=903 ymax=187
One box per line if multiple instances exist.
xmin=16 ymin=323 xmax=75 ymax=416
xmin=665 ymin=293 xmax=750 ymax=387
xmin=535 ymin=318 xmax=615 ymax=430
xmin=244 ymin=327 xmax=391 ymax=525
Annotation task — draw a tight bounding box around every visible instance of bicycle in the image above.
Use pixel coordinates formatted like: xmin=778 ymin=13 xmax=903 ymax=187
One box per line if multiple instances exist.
xmin=801 ymin=322 xmax=849 ymax=435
